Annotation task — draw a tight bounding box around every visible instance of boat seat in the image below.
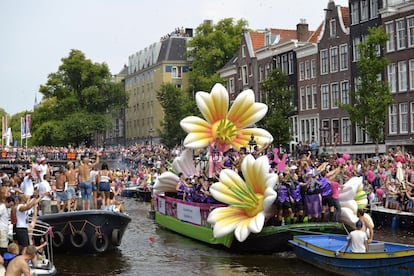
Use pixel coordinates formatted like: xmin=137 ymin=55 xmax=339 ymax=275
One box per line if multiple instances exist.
xmin=368 ymin=242 xmax=385 ymax=252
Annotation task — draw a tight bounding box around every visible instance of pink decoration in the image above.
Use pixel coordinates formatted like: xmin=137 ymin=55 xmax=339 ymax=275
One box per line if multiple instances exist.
xmin=336 ymin=157 xmax=345 ymax=165
xmin=273 ymin=148 xmax=280 ymax=164
xmin=276 ymin=153 xmax=288 ymax=173
xmin=395 ymin=156 xmax=404 ymax=163
xmin=342 ymin=153 xmax=350 ymax=161
xmin=367 ymin=170 xmax=375 ymax=183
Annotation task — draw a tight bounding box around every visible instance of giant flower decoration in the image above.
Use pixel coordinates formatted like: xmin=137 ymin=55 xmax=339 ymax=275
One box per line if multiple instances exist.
xmin=338 ymin=177 xmax=374 ymax=228
xmin=180 ymin=83 xmax=273 ymax=151
xmin=207 ymin=155 xmax=277 ymax=242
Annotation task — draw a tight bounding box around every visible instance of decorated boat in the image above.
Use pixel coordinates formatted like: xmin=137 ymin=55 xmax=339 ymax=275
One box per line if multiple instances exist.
xmin=120 ymin=181 xmax=138 ymax=198
xmin=137 ymin=188 xmax=152 ymax=202
xmin=153 ymin=84 xmax=371 ymax=253
xmin=39 ymin=210 xmax=131 ymax=253
xmin=289 ymin=234 xmax=414 ymax=275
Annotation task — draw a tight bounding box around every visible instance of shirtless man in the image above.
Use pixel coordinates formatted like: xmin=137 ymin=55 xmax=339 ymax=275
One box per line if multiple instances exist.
xmin=78 ymin=153 xmax=100 ymax=210
xmin=357 ymin=209 xmax=374 ymax=243
xmin=65 ymin=161 xmax=78 ymax=211
xmin=5 ymin=245 xmax=36 ymax=276
xmin=55 ymin=167 xmax=68 ymax=212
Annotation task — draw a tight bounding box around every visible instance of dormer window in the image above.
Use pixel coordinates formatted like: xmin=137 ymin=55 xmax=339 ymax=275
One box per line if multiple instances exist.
xmin=265 ymin=31 xmax=272 ymax=46
xmin=330 ymin=19 xmax=336 ymax=38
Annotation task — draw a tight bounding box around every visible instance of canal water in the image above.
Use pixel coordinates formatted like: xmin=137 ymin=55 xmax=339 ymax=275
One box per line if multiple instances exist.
xmin=54 ymin=198 xmax=414 ymax=276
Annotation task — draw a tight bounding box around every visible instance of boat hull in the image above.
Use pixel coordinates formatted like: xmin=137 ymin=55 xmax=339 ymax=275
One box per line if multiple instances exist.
xmin=370 ymin=205 xmax=414 ymax=230
xmin=155 ymin=195 xmax=347 ymax=253
xmin=289 ymin=235 xmax=414 ymax=276
xmin=39 ymin=210 xmax=131 ymax=253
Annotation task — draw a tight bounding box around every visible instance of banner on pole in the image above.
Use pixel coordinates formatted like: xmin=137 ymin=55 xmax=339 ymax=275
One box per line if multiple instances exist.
xmin=25 ymin=114 xmax=31 ymax=138
xmin=21 ymin=117 xmax=26 ymax=139
xmin=1 ymin=116 xmax=5 ymax=138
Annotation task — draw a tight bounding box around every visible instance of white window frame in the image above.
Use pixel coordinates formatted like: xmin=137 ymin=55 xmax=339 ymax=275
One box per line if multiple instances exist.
xmin=355 ymin=123 xmax=364 ymax=143
xmin=353 ymin=37 xmax=360 ymax=62
xmin=341 ymin=81 xmax=349 ymax=105
xmin=321 ymin=84 xmax=329 ymax=110
xmin=300 ymin=87 xmax=305 ymax=111
xmin=410 ymin=59 xmax=414 ymax=90
xmin=242 ymin=45 xmax=246 ymax=58
xmin=370 ymin=0 xmax=378 ymax=19
xmin=339 ymin=44 xmax=348 ymax=71
xmin=330 ymin=47 xmax=338 ymax=73
xmin=306 ymin=86 xmax=311 ymax=110
xmin=312 ymin=84 xmax=317 ymax=109
xmin=407 ymin=16 xmax=414 ymax=48
xmin=388 ymin=63 xmax=397 ymax=93
xmin=360 ymin=0 xmax=369 ymax=22
xmin=242 ymin=65 xmax=248 ymax=85
xmin=411 ymin=102 xmax=414 ymax=133
xmin=311 ymin=59 xmax=316 ymax=78
xmin=398 ymin=61 xmax=407 ymax=92
xmin=305 ymin=60 xmax=310 ymax=80
xmin=351 ymin=2 xmax=359 ymax=25
xmin=342 ymin=118 xmax=351 ymax=144
xmin=331 ymin=83 xmax=339 ymax=109
xmin=228 ymin=77 xmax=235 ymax=94
xmin=172 ymin=66 xmax=182 ymax=78
xmin=389 ymin=104 xmax=398 ymax=134
xmin=385 ymin=22 xmax=395 ymax=53
xmin=288 ymin=52 xmax=294 ymax=75
xmin=330 ymin=19 xmax=336 ymax=38
xmin=396 ymin=19 xmax=406 ymax=50
xmin=320 ymin=49 xmax=328 ymax=75
xmin=299 ymin=62 xmax=305 ymax=81
xmin=400 ymin=103 xmax=408 ymax=133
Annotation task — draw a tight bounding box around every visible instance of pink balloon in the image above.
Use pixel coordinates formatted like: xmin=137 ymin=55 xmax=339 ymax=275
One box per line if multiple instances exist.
xmin=342 ymin=153 xmax=350 ymax=161
xmin=336 ymin=157 xmax=345 ymax=165
xmin=367 ymin=170 xmax=375 ymax=183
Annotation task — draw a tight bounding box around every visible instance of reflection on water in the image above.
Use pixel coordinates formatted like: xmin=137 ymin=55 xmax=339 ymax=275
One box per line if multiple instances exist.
xmin=54 ymin=199 xmax=414 ymax=276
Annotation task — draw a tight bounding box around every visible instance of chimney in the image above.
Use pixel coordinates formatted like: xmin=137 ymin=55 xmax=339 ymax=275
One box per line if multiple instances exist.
xmin=296 ymin=18 xmax=309 ymax=42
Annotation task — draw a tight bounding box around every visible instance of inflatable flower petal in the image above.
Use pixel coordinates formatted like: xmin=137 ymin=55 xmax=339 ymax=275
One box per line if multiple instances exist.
xmin=153 ymin=172 xmax=179 ymax=194
xmin=207 ymin=155 xmax=277 ymax=242
xmin=180 ymin=83 xmax=273 ymax=151
xmin=172 ymin=149 xmax=198 ymax=178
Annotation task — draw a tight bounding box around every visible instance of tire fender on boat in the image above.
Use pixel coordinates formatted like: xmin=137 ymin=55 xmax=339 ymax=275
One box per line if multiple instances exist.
xmin=111 ymin=229 xmax=122 ymax=246
xmin=91 ymin=233 xmax=109 ymax=253
xmin=52 ymin=231 xmax=65 ymax=248
xmin=70 ymin=231 xmax=88 ymax=248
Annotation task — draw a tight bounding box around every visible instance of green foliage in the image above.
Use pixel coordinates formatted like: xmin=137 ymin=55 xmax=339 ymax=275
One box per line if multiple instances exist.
xmin=340 ymin=26 xmax=392 ymax=147
xmin=259 ymin=69 xmax=295 ymax=147
xmin=0 ymin=108 xmax=6 ymax=119
xmin=157 ymin=83 xmax=196 ymax=148
xmin=187 ymin=18 xmax=249 ymax=92
xmin=33 ymin=49 xmax=128 ymax=146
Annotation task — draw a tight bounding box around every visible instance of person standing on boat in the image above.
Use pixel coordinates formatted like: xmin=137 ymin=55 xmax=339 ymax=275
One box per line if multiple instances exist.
xmin=357 ymin=209 xmax=374 ymax=243
xmin=344 ymin=220 xmax=368 ymax=253
xmin=16 ymin=194 xmax=41 ymax=253
xmin=97 ymin=163 xmax=112 ymax=210
xmin=78 ymin=153 xmax=100 ymax=210
xmin=65 ymin=161 xmax=78 ymax=211
xmin=90 ymin=164 xmax=99 ymax=209
xmin=55 ymin=166 xmax=68 ymax=212
xmin=37 ymin=174 xmax=52 ymax=215
xmin=275 ymin=173 xmax=293 ymax=224
xmin=0 ymin=191 xmax=15 ymax=255
xmin=318 ymin=171 xmax=335 ymax=222
xmin=20 ymin=170 xmax=34 ymax=199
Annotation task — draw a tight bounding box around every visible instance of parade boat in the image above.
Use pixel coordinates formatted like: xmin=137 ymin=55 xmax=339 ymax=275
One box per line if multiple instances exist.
xmin=154 ymin=194 xmax=346 ymax=253
xmin=370 ymin=205 xmax=414 ymax=230
xmin=120 ymin=181 xmax=138 ymax=198
xmin=39 ymin=210 xmax=131 ymax=254
xmin=289 ymin=234 xmax=414 ymax=276
xmin=137 ymin=187 xmax=152 ymax=202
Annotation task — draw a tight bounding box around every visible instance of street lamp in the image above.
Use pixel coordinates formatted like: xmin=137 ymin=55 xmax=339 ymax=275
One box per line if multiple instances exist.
xmin=248 ymin=134 xmax=257 ymax=153
xmin=149 ymin=128 xmax=154 ymax=147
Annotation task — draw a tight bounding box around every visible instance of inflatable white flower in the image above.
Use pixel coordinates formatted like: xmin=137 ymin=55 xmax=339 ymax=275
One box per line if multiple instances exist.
xmin=338 ymin=177 xmax=373 ymax=228
xmin=153 ymin=149 xmax=197 ymax=194
xmin=180 ymin=83 xmax=273 ymax=151
xmin=207 ymin=155 xmax=277 ymax=242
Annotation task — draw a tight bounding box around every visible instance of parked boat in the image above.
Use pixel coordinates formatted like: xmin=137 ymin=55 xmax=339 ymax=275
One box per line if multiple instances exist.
xmin=370 ymin=205 xmax=414 ymax=230
xmin=154 ymin=194 xmax=347 ymax=253
xmin=120 ymin=182 xmax=138 ymax=198
xmin=289 ymin=234 xmax=414 ymax=275
xmin=137 ymin=188 xmax=152 ymax=202
xmin=39 ymin=210 xmax=131 ymax=253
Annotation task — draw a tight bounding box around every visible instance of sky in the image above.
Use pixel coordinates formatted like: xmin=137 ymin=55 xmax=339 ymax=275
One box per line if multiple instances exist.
xmin=0 ymin=0 xmax=349 ymax=115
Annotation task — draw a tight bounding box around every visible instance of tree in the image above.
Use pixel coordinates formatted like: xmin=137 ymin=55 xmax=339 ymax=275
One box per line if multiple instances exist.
xmin=340 ymin=26 xmax=392 ymax=155
xmin=187 ymin=18 xmax=249 ymax=92
xmin=259 ymin=69 xmax=295 ymax=148
xmin=33 ymin=49 xmax=128 ymax=146
xmin=157 ymin=83 xmax=195 ymax=149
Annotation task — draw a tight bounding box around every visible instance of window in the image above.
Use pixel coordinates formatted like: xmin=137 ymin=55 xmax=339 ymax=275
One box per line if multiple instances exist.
xmin=353 ymin=37 xmax=360 ymax=61
xmin=249 ymin=63 xmax=253 ymax=77
xmin=288 ymin=52 xmax=294 ymax=75
xmin=265 ymin=32 xmax=272 ymax=46
xmin=342 ymin=118 xmax=350 ymax=143
xmin=320 ymin=49 xmax=328 ymax=74
xmin=411 ymin=102 xmax=414 ymax=132
xmin=355 ymin=123 xmax=364 ymax=143
xmin=306 ymin=86 xmax=311 ymax=110
xmin=321 ymin=85 xmax=329 ymax=110
xmin=311 ymin=59 xmax=316 ymax=78
xmin=242 ymin=65 xmax=248 ymax=85
xmin=388 ymin=63 xmax=396 ymax=93
xmin=351 ymin=2 xmax=359 ymax=25
xmin=385 ymin=22 xmax=395 ymax=52
xmin=410 ymin=59 xmax=414 ymax=90
xmin=400 ymin=103 xmax=408 ymax=133
xmin=330 ymin=47 xmax=338 ymax=73
xmin=370 ymin=0 xmax=378 ymax=19
xmin=408 ymin=17 xmax=414 ymax=48
xmin=339 ymin=44 xmax=348 ymax=70
xmin=300 ymin=87 xmax=305 ymax=111
xmin=172 ymin=66 xmax=182 ymax=78
xmin=228 ymin=78 xmax=235 ymax=94
xmin=360 ymin=0 xmax=369 ymax=21
xmin=259 ymin=66 xmax=263 ymax=82
xmin=312 ymin=85 xmax=317 ymax=109
xmin=396 ymin=19 xmax=406 ymax=50
xmin=398 ymin=61 xmax=407 ymax=92
xmin=305 ymin=60 xmax=310 ymax=79
xmin=281 ymin=54 xmax=288 ymax=74
xmin=389 ymin=104 xmax=398 ymax=134
xmin=331 ymin=83 xmax=339 ymax=108
xmin=330 ymin=19 xmax=336 ymax=38
xmin=238 ymin=68 xmax=242 ymax=80
xmin=341 ymin=81 xmax=349 ymax=105
xmin=299 ymin=62 xmax=305 ymax=80
xmin=332 ymin=119 xmax=340 ymax=144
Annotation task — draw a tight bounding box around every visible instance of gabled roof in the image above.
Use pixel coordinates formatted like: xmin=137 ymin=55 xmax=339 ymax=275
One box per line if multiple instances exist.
xmin=309 ymin=23 xmax=323 ymax=43
xmin=249 ymin=32 xmax=265 ymax=51
xmin=341 ymin=6 xmax=350 ymax=28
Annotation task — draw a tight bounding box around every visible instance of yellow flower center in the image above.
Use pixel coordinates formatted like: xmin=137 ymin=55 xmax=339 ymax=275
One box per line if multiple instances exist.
xmin=244 ymin=194 xmax=264 ymax=217
xmin=212 ymin=119 xmax=237 ymax=145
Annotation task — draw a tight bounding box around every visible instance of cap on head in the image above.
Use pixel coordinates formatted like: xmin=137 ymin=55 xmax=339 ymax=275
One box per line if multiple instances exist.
xmin=355 ymin=220 xmax=363 ymax=228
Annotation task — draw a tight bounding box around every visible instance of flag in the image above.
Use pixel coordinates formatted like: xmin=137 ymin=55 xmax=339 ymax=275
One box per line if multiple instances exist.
xmin=1 ymin=116 xmax=5 ymax=138
xmin=26 ymin=114 xmax=32 ymax=138
xmin=21 ymin=117 xmax=26 ymax=139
